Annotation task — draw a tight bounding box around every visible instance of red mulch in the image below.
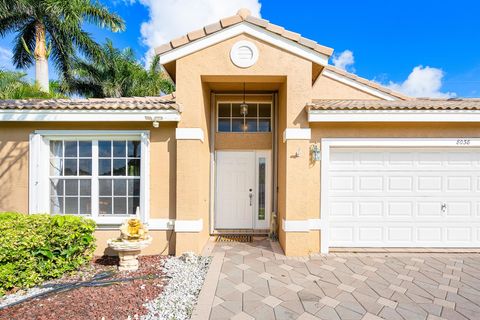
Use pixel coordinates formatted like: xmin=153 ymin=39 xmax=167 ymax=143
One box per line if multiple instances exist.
xmin=0 ymin=255 xmax=168 ymax=320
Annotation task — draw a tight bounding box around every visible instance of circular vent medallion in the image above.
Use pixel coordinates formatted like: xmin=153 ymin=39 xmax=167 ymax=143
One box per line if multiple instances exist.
xmin=230 ymin=40 xmax=259 ymax=68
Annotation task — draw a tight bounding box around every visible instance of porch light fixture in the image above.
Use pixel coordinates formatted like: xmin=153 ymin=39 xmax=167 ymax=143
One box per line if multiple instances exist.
xmin=145 ymin=116 xmax=163 ymax=128
xmin=240 ymin=83 xmax=248 ymax=132
xmin=311 ymin=144 xmax=321 ymax=161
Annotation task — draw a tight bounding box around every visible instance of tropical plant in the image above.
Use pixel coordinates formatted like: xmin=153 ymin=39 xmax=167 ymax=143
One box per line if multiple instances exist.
xmin=0 ymin=212 xmax=96 ymax=296
xmin=63 ymin=39 xmax=174 ymax=98
xmin=0 ymin=69 xmax=64 ymax=99
xmin=0 ymin=0 xmax=125 ymax=93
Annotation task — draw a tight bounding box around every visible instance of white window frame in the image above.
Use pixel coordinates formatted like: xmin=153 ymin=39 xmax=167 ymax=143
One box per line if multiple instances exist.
xmin=29 ymin=130 xmax=150 ymax=225
xmin=216 ymin=101 xmax=273 ymax=133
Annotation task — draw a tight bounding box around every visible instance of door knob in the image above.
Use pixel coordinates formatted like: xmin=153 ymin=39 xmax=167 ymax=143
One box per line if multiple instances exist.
xmin=441 ymin=203 xmax=447 ymax=212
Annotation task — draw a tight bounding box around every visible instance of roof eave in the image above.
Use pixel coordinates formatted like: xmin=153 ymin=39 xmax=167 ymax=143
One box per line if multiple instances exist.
xmin=156 ymin=21 xmax=332 ymax=67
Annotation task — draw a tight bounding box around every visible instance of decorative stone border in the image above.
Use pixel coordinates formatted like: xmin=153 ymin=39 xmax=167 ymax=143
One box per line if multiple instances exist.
xmin=190 ymin=251 xmax=225 ymax=320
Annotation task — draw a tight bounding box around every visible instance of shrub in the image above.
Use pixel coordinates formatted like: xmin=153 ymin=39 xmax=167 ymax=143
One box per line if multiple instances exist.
xmin=0 ymin=213 xmax=96 ymax=295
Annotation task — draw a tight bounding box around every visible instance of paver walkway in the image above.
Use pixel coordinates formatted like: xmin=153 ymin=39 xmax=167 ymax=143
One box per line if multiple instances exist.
xmin=204 ymin=238 xmax=480 ymax=320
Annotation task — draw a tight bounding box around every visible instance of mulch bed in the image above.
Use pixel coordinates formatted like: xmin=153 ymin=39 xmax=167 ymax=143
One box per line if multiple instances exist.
xmin=0 ymin=255 xmax=168 ymax=320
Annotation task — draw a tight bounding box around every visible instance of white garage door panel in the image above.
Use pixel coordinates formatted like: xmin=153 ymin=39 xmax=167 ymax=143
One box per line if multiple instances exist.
xmin=328 ymin=148 xmax=480 ymax=247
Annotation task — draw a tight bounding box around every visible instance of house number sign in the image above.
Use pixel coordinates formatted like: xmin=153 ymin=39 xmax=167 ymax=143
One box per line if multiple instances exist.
xmin=456 ymin=139 xmax=471 ymax=146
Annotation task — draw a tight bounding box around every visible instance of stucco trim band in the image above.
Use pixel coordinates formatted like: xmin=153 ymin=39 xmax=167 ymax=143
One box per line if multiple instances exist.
xmin=175 ymin=219 xmax=204 ymax=232
xmin=282 ymin=219 xmax=323 ymax=232
xmin=176 ymin=128 xmax=205 ymax=142
xmin=308 ymin=110 xmax=480 ymax=122
xmin=0 ymin=110 xmax=181 ymax=122
xmin=283 ymin=128 xmax=311 ymax=142
xmin=148 ymin=219 xmax=175 ymax=230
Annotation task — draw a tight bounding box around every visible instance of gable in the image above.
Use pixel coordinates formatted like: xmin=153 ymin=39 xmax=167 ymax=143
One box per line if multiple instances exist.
xmin=313 ymin=73 xmax=384 ymax=100
xmin=158 ymin=22 xmax=331 ymax=67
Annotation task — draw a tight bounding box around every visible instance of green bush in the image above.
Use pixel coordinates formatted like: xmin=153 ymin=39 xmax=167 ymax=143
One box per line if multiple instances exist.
xmin=0 ymin=213 xmax=96 ymax=295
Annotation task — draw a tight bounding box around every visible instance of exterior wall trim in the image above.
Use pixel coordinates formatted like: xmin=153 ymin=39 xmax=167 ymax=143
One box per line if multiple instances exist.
xmin=174 ymin=219 xmax=203 ymax=232
xmin=282 ymin=218 xmax=323 ymax=232
xmin=322 ymin=69 xmax=398 ymax=101
xmin=283 ymin=128 xmax=311 ymax=142
xmin=159 ymin=22 xmax=330 ymax=67
xmin=148 ymin=218 xmax=175 ymax=230
xmin=0 ymin=110 xmax=181 ymax=122
xmin=308 ymin=110 xmax=480 ymax=122
xmin=319 ymin=137 xmax=480 ymax=254
xmin=176 ymin=128 xmax=205 ymax=142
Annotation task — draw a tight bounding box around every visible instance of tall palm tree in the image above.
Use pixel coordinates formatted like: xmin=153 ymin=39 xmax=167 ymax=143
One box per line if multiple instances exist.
xmin=63 ymin=40 xmax=174 ymax=98
xmin=0 ymin=0 xmax=125 ymax=93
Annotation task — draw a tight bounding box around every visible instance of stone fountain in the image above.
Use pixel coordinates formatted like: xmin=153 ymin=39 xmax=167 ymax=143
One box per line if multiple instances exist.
xmin=107 ymin=215 xmax=152 ymax=271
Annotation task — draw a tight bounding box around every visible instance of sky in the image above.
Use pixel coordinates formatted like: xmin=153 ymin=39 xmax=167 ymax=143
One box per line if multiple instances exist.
xmin=1 ymin=0 xmax=479 ymax=98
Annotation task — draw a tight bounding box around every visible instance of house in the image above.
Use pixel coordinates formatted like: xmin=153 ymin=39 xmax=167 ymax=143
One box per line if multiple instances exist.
xmin=2 ymin=8 xmax=480 ymax=256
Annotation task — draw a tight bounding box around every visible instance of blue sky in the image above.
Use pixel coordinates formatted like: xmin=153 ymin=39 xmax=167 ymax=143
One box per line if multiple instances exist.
xmin=1 ymin=0 xmax=479 ymax=97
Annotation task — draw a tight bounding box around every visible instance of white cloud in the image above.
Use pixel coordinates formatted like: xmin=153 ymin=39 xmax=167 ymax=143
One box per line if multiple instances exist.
xmin=386 ymin=66 xmax=456 ymax=98
xmin=0 ymin=46 xmax=12 ymax=70
xmin=332 ymin=50 xmax=354 ymax=72
xmin=135 ymin=0 xmax=262 ymax=65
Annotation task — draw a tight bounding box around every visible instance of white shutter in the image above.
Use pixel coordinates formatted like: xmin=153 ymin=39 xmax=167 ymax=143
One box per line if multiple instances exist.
xmin=28 ymin=133 xmax=49 ymax=213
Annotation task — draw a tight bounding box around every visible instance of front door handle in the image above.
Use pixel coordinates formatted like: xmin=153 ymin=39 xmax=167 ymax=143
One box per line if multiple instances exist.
xmin=249 ymin=189 xmax=253 ymax=206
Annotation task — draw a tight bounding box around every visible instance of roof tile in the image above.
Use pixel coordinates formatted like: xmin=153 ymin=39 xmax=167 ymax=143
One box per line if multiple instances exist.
xmin=155 ymin=43 xmax=173 ymax=55
xmin=187 ymin=28 xmax=206 ymax=41
xmin=170 ymin=35 xmax=189 ymax=48
xmin=220 ymin=15 xmax=242 ymax=28
xmin=308 ymin=99 xmax=480 ymax=111
xmin=0 ymin=95 xmax=179 ymax=111
xmin=323 ymin=65 xmax=410 ymax=100
xmin=298 ymin=37 xmax=317 ymax=49
xmin=282 ymin=30 xmax=301 ymax=42
xmin=245 ymin=16 xmax=269 ymax=28
xmin=154 ymin=9 xmax=334 ymax=60
xmin=204 ymin=22 xmax=222 ymax=35
xmin=315 ymin=44 xmax=334 ymax=56
xmin=265 ymin=23 xmax=285 ymax=35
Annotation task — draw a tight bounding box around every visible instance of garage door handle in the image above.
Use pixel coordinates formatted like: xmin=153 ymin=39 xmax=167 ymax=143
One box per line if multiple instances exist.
xmin=441 ymin=203 xmax=447 ymax=212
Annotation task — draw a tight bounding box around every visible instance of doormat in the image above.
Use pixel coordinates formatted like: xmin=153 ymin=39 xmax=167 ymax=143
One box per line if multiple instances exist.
xmin=215 ymin=235 xmax=252 ymax=243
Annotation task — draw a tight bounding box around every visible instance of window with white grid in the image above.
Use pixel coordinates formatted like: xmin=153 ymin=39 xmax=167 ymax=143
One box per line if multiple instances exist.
xmin=40 ymin=131 xmax=149 ymax=223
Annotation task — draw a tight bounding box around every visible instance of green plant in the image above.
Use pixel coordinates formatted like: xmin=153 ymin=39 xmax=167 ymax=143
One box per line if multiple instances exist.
xmin=0 ymin=69 xmax=65 ymax=99
xmin=0 ymin=0 xmax=125 ymax=92
xmin=62 ymin=39 xmax=174 ymax=98
xmin=0 ymin=212 xmax=96 ymax=296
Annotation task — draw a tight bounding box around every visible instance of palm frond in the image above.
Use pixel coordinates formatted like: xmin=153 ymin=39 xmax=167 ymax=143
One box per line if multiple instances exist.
xmin=12 ymin=20 xmax=35 ymax=68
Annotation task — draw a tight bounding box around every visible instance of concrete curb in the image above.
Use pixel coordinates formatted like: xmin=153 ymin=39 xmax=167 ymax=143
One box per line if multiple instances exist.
xmin=190 ymin=250 xmax=225 ymax=320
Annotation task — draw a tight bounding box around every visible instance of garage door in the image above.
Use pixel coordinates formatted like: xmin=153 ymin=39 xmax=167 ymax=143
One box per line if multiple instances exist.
xmin=328 ymin=147 xmax=480 ymax=247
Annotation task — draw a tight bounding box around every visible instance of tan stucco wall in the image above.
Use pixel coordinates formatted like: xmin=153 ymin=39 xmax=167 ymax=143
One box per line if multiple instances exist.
xmin=306 ymin=122 xmax=480 ymax=255
xmin=312 ymin=75 xmax=382 ymax=99
xmin=0 ymin=122 xmax=177 ymax=255
xmin=215 ymin=133 xmax=272 ymax=150
xmin=174 ymin=33 xmax=316 ymax=254
xmin=95 ymin=230 xmax=175 ymax=256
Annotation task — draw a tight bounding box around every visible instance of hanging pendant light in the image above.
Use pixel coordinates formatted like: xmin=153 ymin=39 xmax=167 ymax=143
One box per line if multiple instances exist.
xmin=240 ymin=82 xmax=248 ymax=117
xmin=240 ymin=82 xmax=248 ymax=132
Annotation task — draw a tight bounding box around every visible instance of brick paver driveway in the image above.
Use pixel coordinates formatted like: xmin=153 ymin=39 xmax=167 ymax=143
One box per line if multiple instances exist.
xmin=206 ymin=238 xmax=480 ymax=320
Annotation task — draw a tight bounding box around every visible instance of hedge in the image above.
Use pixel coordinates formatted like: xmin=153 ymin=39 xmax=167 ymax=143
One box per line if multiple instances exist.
xmin=0 ymin=212 xmax=96 ymax=295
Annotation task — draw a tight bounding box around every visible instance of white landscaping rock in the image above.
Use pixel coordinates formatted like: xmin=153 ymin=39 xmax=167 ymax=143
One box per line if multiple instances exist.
xmin=0 ymin=286 xmax=53 ymax=309
xmin=142 ymin=252 xmax=211 ymax=320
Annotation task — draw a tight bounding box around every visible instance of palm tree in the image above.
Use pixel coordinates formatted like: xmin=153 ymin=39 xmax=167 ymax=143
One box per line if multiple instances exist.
xmin=0 ymin=69 xmax=64 ymax=99
xmin=63 ymin=40 xmax=174 ymax=98
xmin=0 ymin=0 xmax=125 ymax=93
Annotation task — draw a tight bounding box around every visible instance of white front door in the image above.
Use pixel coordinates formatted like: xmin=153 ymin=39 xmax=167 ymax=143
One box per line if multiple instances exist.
xmin=328 ymin=147 xmax=480 ymax=247
xmin=215 ymin=151 xmax=271 ymax=229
